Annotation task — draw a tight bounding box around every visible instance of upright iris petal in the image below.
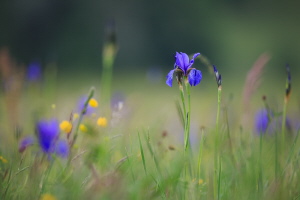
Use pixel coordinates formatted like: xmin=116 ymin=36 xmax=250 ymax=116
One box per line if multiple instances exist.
xmin=188 ymin=69 xmax=202 ymax=86
xmin=37 ymin=119 xmax=59 ymax=153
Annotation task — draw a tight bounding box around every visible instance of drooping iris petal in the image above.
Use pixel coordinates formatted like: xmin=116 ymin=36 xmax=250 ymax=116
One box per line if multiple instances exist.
xmin=37 ymin=119 xmax=59 ymax=153
xmin=188 ymin=69 xmax=202 ymax=86
xmin=166 ymin=69 xmax=175 ymax=87
xmin=55 ymin=140 xmax=69 ymax=158
xmin=254 ymin=109 xmax=269 ymax=135
xmin=19 ymin=136 xmax=35 ymax=153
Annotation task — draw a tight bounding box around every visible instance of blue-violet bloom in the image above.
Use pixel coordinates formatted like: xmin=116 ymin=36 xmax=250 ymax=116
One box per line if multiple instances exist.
xmin=213 ymin=65 xmax=222 ymax=88
xmin=19 ymin=136 xmax=35 ymax=153
xmin=254 ymin=109 xmax=269 ymax=135
xmin=27 ymin=62 xmax=42 ymax=82
xmin=166 ymin=52 xmax=202 ymax=87
xmin=77 ymin=96 xmax=95 ymax=115
xmin=37 ymin=119 xmax=60 ymax=153
xmin=55 ymin=140 xmax=69 ymax=158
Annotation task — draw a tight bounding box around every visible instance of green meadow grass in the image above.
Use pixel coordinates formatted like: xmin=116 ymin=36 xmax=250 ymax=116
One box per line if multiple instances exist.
xmin=0 ymin=68 xmax=299 ymax=200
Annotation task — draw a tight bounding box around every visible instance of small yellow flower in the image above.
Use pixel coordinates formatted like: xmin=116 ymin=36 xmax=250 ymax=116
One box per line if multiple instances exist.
xmin=198 ymin=179 xmax=204 ymax=185
xmin=73 ymin=113 xmax=79 ymax=120
xmin=51 ymin=104 xmax=56 ymax=109
xmin=88 ymin=98 xmax=98 ymax=108
xmin=79 ymin=124 xmax=88 ymax=133
xmin=59 ymin=121 xmax=72 ymax=133
xmin=0 ymin=156 xmax=8 ymax=163
xmin=97 ymin=117 xmax=107 ymax=127
xmin=40 ymin=193 xmax=57 ymax=200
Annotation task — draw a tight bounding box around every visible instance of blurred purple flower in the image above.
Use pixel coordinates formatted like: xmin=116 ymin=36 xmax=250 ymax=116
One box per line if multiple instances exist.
xmin=19 ymin=136 xmax=35 ymax=153
xmin=77 ymin=96 xmax=95 ymax=115
xmin=166 ymin=52 xmax=202 ymax=87
xmin=37 ymin=119 xmax=59 ymax=154
xmin=55 ymin=140 xmax=69 ymax=158
xmin=268 ymin=117 xmax=292 ymax=135
xmin=254 ymin=109 xmax=269 ymax=135
xmin=111 ymin=92 xmax=125 ymax=110
xmin=27 ymin=62 xmax=42 ymax=82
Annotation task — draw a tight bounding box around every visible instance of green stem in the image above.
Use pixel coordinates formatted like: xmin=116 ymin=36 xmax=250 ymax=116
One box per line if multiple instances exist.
xmin=179 ymin=85 xmax=187 ymax=126
xmin=218 ymin=157 xmax=222 ymax=200
xmin=281 ymin=98 xmax=287 ymax=150
xmin=38 ymin=159 xmax=55 ymax=198
xmin=214 ymin=87 xmax=222 ymax=199
xmin=258 ymin=133 xmax=263 ymax=195
xmin=71 ymin=87 xmax=94 ymax=148
xmin=101 ymin=43 xmax=117 ymax=114
xmin=275 ymin=131 xmax=278 ymax=179
xmin=184 ymin=82 xmax=191 ymax=151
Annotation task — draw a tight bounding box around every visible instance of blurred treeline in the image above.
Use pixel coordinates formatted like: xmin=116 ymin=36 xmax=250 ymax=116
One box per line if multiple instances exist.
xmin=0 ymin=0 xmax=299 ymax=75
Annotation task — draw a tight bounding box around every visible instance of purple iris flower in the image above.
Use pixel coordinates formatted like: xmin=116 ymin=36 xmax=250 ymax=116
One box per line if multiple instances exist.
xmin=55 ymin=140 xmax=69 ymax=158
xmin=254 ymin=109 xmax=269 ymax=135
xmin=166 ymin=52 xmax=202 ymax=87
xmin=37 ymin=119 xmax=60 ymax=154
xmin=19 ymin=136 xmax=35 ymax=153
xmin=27 ymin=62 xmax=42 ymax=82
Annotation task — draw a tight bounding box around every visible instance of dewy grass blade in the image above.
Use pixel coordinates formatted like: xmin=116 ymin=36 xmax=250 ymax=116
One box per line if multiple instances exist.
xmin=125 ymin=147 xmax=135 ymax=182
xmin=144 ymin=130 xmax=162 ymax=178
xmin=138 ymin=131 xmax=147 ymax=175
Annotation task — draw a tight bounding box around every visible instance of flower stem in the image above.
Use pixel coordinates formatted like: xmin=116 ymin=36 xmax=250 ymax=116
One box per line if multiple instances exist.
xmin=258 ymin=133 xmax=263 ymax=196
xmin=184 ymin=82 xmax=191 ymax=151
xmin=179 ymin=85 xmax=187 ymax=126
xmin=71 ymin=87 xmax=95 ymax=148
xmin=281 ymin=97 xmax=288 ymax=150
xmin=214 ymin=86 xmax=222 ymax=199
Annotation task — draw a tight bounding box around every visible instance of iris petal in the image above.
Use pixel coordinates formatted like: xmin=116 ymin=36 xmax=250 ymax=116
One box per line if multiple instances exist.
xmin=254 ymin=109 xmax=269 ymax=135
xmin=166 ymin=69 xmax=175 ymax=87
xmin=175 ymin=52 xmax=184 ymax=69
xmin=188 ymin=53 xmax=200 ymax=69
xmin=180 ymin=52 xmax=190 ymax=71
xmin=37 ymin=119 xmax=59 ymax=153
xmin=19 ymin=136 xmax=35 ymax=153
xmin=55 ymin=140 xmax=69 ymax=158
xmin=188 ymin=69 xmax=202 ymax=86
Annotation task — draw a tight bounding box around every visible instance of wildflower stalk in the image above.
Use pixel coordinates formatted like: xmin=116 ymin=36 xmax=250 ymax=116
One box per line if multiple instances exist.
xmin=197 ymin=127 xmax=205 ymax=179
xmin=218 ymin=156 xmax=222 ymax=200
xmin=281 ymin=128 xmax=300 ymax=176
xmin=179 ymin=85 xmax=187 ymax=126
xmin=184 ymin=78 xmax=191 ymax=151
xmin=275 ymin=130 xmax=279 ymax=179
xmin=213 ymin=65 xmax=222 ymax=199
xmin=101 ymin=20 xmax=118 ymax=114
xmin=71 ymin=87 xmax=95 ymax=148
xmin=38 ymin=159 xmax=55 ymax=199
xmin=258 ymin=133 xmax=263 ymax=195
xmin=281 ymin=64 xmax=291 ymax=150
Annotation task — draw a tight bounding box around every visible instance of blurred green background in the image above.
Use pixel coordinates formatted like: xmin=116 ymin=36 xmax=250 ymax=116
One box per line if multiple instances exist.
xmin=0 ymin=0 xmax=299 ymax=76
